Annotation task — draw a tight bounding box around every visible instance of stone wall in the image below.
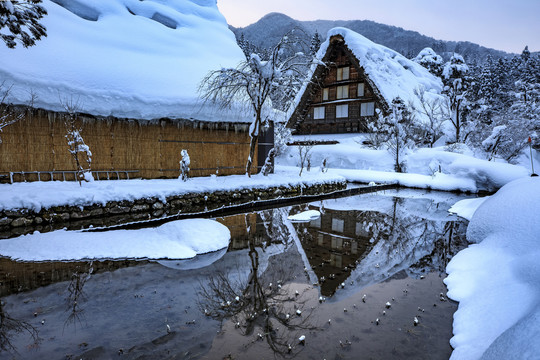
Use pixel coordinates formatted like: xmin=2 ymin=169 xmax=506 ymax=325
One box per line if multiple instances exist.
xmin=0 ymin=181 xmax=346 ymax=238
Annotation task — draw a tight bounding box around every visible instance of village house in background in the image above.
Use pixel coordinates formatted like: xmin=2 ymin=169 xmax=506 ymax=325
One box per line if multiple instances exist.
xmin=286 ymin=28 xmax=444 ymax=135
xmin=0 ymin=0 xmax=273 ymax=183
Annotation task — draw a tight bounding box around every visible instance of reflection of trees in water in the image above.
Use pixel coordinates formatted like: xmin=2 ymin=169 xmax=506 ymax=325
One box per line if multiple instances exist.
xmin=411 ymin=220 xmax=468 ymax=273
xmin=64 ymin=262 xmax=93 ymax=331
xmin=0 ymin=298 xmax=40 ymax=353
xmin=198 ymin=208 xmax=316 ymax=357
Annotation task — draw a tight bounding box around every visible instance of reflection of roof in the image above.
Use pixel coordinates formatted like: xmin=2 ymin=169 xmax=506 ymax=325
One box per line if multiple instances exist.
xmin=0 ymin=0 xmax=249 ymax=121
xmin=288 ymin=27 xmax=445 ymax=125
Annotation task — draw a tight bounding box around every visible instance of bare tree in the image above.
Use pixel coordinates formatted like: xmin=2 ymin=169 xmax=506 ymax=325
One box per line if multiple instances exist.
xmin=200 ymin=30 xmax=309 ymax=177
xmin=0 ymin=81 xmax=24 ymax=144
xmin=60 ymin=96 xmax=93 ymax=185
xmin=297 ymin=144 xmax=313 ymax=176
xmin=412 ymin=87 xmax=449 ymax=147
xmin=0 ymin=299 xmax=40 ymax=353
xmin=0 ymin=0 xmax=47 ymax=48
xmin=64 ymin=262 xmax=93 ymax=332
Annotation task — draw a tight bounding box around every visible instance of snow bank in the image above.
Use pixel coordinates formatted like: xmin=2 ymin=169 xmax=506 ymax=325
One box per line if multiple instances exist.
xmin=448 ymin=197 xmax=489 ymax=221
xmin=408 ymin=148 xmax=529 ymax=191
xmin=445 ymin=177 xmax=540 ymax=359
xmin=0 ymin=170 xmax=345 ymax=212
xmin=278 ymin=136 xmax=529 ymax=193
xmin=0 ymin=219 xmax=230 ymax=261
xmin=329 ymin=168 xmax=477 ymax=192
xmin=0 ymin=0 xmax=249 ymax=121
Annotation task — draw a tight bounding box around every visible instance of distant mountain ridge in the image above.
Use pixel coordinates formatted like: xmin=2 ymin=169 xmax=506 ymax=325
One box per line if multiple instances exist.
xmin=230 ymin=12 xmax=511 ymax=62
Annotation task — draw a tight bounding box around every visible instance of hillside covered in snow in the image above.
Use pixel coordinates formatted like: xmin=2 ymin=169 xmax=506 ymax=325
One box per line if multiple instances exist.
xmin=0 ymin=0 xmax=249 ymax=121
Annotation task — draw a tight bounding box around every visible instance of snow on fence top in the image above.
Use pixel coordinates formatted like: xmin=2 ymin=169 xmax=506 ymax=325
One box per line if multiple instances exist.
xmin=290 ymin=27 xmax=445 ymax=123
xmin=0 ymin=0 xmax=251 ymax=122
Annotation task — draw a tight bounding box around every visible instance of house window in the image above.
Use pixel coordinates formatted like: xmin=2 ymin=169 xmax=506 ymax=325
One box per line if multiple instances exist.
xmin=337 ymin=85 xmax=349 ymax=99
xmin=336 ymin=104 xmax=348 ymax=118
xmin=322 ymin=88 xmax=329 ymax=101
xmin=360 ymin=102 xmax=375 ymax=116
xmin=314 ymin=106 xmax=325 ymax=119
xmin=337 ymin=66 xmax=349 ymax=81
xmin=332 ymin=218 xmax=344 ymax=232
xmin=357 ymin=83 xmax=365 ymax=97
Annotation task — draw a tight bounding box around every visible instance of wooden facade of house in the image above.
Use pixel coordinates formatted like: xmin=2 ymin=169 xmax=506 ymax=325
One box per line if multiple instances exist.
xmin=287 ymin=35 xmax=389 ymax=135
xmin=0 ymin=108 xmax=273 ymax=183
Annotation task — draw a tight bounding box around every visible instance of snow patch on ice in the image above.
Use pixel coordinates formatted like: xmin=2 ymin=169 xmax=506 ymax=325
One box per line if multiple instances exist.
xmin=287 ymin=210 xmax=321 ymax=223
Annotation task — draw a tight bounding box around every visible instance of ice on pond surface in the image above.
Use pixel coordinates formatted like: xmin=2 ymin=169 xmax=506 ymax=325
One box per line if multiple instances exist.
xmin=0 ymin=219 xmax=231 ymax=261
xmin=0 ymin=189 xmax=472 ymax=359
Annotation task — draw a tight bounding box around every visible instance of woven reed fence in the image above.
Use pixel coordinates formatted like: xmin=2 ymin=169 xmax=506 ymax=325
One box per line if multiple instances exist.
xmin=0 ymin=108 xmax=258 ymax=182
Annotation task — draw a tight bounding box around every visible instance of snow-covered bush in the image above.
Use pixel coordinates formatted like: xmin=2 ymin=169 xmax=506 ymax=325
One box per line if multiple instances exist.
xmin=179 ymin=149 xmax=190 ymax=181
xmin=413 ymin=47 xmax=443 ymax=78
xmin=260 ymin=148 xmax=275 ymax=176
xmin=273 ymin=122 xmax=291 ymax=157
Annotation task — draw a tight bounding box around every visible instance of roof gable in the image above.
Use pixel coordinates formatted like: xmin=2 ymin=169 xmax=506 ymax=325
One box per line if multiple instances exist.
xmin=287 ymin=27 xmax=444 ymax=129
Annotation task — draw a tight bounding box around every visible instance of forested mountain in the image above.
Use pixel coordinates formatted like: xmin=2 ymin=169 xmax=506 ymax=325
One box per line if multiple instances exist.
xmin=230 ymin=12 xmax=510 ymax=63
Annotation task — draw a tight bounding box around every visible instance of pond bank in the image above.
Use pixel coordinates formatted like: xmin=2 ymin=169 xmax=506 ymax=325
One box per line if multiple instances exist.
xmin=0 ymin=177 xmax=348 ymax=238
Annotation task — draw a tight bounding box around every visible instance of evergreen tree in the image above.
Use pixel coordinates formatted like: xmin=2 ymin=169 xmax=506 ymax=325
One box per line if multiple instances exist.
xmin=442 ymin=53 xmax=470 ymax=142
xmin=0 ymin=0 xmax=47 ymax=48
xmin=309 ymin=30 xmax=321 ymax=57
xmin=413 ymin=47 xmax=443 ymax=78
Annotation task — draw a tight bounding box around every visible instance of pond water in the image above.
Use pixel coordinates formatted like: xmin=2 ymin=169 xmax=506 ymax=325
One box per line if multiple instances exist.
xmin=0 ymin=189 xmax=471 ymax=359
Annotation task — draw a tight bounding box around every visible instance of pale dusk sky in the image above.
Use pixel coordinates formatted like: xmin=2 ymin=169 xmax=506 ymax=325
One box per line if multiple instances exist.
xmin=217 ymin=0 xmax=540 ymax=54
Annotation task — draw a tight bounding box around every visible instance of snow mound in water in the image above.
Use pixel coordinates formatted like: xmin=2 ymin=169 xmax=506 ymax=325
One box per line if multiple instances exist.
xmin=0 ymin=218 xmax=231 ymax=261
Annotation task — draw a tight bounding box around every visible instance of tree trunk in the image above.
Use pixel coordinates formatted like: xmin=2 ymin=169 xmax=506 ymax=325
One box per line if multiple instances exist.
xmin=245 ymin=113 xmax=261 ymax=177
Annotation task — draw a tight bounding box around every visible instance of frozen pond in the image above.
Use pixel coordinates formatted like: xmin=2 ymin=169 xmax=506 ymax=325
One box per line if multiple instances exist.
xmin=0 ymin=189 xmax=472 ymax=359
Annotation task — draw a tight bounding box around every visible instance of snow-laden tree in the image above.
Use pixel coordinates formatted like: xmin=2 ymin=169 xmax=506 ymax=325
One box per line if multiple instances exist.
xmin=369 ymin=97 xmax=416 ymax=173
xmin=0 ymin=0 xmax=47 ymax=48
xmin=413 ymin=47 xmax=443 ymax=78
xmin=61 ymin=97 xmax=93 ymax=186
xmin=442 ymin=53 xmax=470 ymax=143
xmin=200 ymin=31 xmax=309 ymax=177
xmin=309 ymin=30 xmax=321 ymax=57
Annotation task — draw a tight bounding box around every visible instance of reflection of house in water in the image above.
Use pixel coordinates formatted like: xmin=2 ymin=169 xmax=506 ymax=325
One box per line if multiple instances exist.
xmin=293 ymin=205 xmax=389 ymax=297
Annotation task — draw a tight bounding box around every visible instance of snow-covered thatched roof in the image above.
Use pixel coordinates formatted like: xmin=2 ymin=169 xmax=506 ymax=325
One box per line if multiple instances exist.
xmin=287 ymin=27 xmax=445 ymax=126
xmin=0 ymin=0 xmax=250 ymax=122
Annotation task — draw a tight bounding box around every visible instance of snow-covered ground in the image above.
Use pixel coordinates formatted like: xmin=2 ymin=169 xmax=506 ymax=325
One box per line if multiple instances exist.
xmin=280 ymin=133 xmax=536 ymax=192
xmin=445 ymin=177 xmax=540 ymax=359
xmin=0 ymin=169 xmax=345 ymax=212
